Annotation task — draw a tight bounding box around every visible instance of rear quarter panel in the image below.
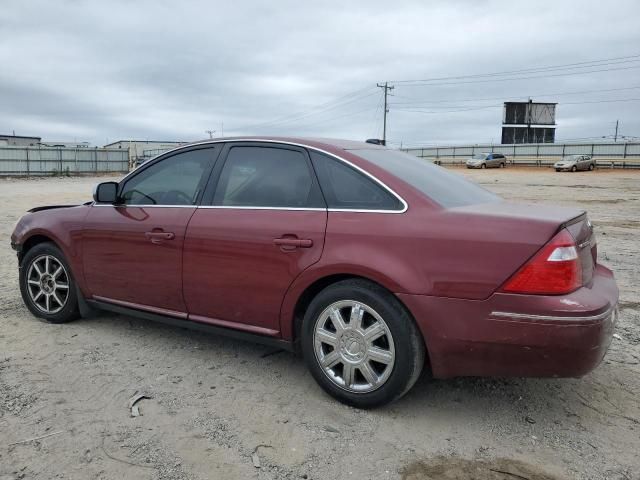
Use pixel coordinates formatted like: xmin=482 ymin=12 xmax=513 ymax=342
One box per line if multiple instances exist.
xmin=280 ymin=202 xmax=561 ymax=339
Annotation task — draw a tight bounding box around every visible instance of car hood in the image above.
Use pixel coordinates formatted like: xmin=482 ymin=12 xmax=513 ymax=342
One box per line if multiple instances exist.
xmin=28 ymin=203 xmax=91 ymax=213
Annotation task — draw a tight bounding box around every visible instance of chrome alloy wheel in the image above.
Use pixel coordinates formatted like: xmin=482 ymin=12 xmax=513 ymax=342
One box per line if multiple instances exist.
xmin=313 ymin=300 xmax=396 ymax=393
xmin=26 ymin=254 xmax=70 ymax=314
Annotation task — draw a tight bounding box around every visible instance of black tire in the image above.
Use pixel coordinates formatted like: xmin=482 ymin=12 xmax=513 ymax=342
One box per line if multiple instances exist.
xmin=589 ymin=163 xmax=595 ymax=171
xmin=481 ymin=163 xmax=486 ymax=169
xmin=555 ymin=169 xmax=561 ymax=172
xmin=571 ymin=165 xmax=577 ymax=172
xmin=301 ymin=279 xmax=425 ymax=408
xmin=500 ymin=162 xmax=505 ymax=168
xmin=19 ymin=242 xmax=80 ymax=323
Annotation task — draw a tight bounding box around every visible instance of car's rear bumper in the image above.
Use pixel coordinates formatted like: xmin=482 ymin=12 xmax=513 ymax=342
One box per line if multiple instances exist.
xmin=397 ymin=264 xmax=619 ymax=378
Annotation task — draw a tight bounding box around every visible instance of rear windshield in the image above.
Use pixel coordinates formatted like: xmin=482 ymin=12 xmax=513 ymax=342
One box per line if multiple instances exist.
xmin=351 ymin=149 xmax=501 ymax=208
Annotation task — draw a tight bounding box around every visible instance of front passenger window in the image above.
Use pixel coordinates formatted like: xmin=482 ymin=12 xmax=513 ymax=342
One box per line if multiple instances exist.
xmin=120 ymin=149 xmax=213 ymax=205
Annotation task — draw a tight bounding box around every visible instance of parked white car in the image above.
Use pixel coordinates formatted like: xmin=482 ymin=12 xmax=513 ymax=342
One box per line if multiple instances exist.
xmin=466 ymin=153 xmax=507 ymax=169
xmin=554 ymin=155 xmax=596 ymax=172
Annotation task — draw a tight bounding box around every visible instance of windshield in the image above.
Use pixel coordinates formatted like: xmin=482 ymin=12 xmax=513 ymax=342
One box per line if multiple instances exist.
xmin=472 ymin=154 xmax=487 ymax=159
xmin=562 ymin=155 xmax=580 ymax=161
xmin=351 ymin=149 xmax=501 ymax=208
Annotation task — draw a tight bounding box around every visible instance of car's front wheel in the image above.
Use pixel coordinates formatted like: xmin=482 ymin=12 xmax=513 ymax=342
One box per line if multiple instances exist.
xmin=571 ymin=165 xmax=577 ymax=172
xmin=19 ymin=242 xmax=79 ymax=323
xmin=301 ymin=279 xmax=425 ymax=408
xmin=589 ymin=163 xmax=595 ymax=171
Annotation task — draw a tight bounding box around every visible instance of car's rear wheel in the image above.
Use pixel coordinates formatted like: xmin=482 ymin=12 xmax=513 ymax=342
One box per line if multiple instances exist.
xmin=500 ymin=162 xmax=505 ymax=168
xmin=555 ymin=169 xmax=561 ymax=172
xmin=481 ymin=163 xmax=486 ymax=169
xmin=301 ymin=279 xmax=425 ymax=408
xmin=571 ymin=165 xmax=577 ymax=172
xmin=19 ymin=242 xmax=79 ymax=323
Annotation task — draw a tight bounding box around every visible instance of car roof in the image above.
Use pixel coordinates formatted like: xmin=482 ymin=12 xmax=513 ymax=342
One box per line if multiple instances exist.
xmin=174 ymin=136 xmax=387 ymax=152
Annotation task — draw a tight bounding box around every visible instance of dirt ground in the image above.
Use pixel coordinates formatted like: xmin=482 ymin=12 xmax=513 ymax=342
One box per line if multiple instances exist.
xmin=1 ymin=168 xmax=639 ymax=480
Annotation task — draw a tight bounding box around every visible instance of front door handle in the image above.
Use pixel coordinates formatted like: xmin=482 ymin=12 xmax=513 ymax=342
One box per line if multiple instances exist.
xmin=273 ymin=237 xmax=313 ymax=250
xmin=145 ymin=231 xmax=175 ymax=244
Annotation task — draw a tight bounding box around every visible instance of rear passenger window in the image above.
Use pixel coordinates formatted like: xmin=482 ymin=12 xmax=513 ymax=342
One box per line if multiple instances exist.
xmin=214 ymin=146 xmax=323 ymax=208
xmin=310 ymin=151 xmax=403 ymax=211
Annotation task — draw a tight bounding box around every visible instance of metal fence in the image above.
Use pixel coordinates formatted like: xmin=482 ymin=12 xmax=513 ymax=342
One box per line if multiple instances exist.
xmin=0 ymin=146 xmax=130 ymax=176
xmin=402 ymin=141 xmax=640 ymax=168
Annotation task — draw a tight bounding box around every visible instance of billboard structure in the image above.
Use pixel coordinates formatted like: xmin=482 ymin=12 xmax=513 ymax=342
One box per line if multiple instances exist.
xmin=501 ymin=100 xmax=556 ymax=144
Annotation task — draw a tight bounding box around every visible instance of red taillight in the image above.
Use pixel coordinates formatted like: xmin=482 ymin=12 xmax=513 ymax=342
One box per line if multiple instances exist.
xmin=501 ymin=229 xmax=582 ymax=295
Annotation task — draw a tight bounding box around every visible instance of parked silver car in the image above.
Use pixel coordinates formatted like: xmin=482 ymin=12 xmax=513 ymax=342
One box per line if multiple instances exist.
xmin=466 ymin=153 xmax=507 ymax=169
xmin=554 ymin=155 xmax=596 ymax=172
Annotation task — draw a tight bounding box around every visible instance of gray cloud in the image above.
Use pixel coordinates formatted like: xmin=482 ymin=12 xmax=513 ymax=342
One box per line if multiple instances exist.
xmin=1 ymin=0 xmax=639 ymax=146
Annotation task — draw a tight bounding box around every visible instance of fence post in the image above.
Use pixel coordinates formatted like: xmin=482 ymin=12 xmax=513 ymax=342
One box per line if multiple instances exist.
xmin=436 ymin=147 xmax=439 ymax=159
xmin=421 ymin=148 xmax=424 ymax=159
xmin=25 ymin=147 xmax=30 ymax=176
xmin=59 ymin=149 xmax=63 ymax=174
xmin=94 ymin=148 xmax=98 ymax=173
xmin=623 ymin=143 xmax=627 ymax=159
xmin=536 ymin=143 xmax=540 ymax=159
xmin=452 ymin=146 xmax=456 ymax=159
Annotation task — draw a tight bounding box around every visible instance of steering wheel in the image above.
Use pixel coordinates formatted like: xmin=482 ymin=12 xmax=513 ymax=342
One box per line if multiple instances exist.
xmin=127 ymin=189 xmax=157 ymax=205
xmin=164 ymin=190 xmax=193 ymax=205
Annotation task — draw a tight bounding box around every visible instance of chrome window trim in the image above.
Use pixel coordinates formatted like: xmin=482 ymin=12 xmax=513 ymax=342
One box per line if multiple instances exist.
xmin=117 ymin=138 xmax=409 ymax=214
xmin=198 ymin=205 xmax=326 ymax=212
xmin=92 ymin=203 xmax=195 ymax=208
xmin=490 ymin=304 xmax=617 ymax=323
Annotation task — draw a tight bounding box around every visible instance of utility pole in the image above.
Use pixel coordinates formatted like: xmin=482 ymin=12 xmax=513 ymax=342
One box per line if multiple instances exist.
xmin=377 ymin=82 xmax=394 ymax=145
xmin=614 ymin=120 xmax=619 ymax=142
xmin=205 ymin=130 xmax=215 ymax=139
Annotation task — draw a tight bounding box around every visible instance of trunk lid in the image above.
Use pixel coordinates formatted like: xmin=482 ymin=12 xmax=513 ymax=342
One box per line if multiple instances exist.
xmin=449 ymin=201 xmax=596 ymax=288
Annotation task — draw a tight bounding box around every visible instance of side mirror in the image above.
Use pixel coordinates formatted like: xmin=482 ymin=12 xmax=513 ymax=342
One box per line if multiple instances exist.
xmin=93 ymin=182 xmax=119 ymax=204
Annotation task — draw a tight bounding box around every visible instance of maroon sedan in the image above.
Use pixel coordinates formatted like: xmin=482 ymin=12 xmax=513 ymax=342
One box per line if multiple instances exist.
xmin=11 ymin=138 xmax=619 ymax=408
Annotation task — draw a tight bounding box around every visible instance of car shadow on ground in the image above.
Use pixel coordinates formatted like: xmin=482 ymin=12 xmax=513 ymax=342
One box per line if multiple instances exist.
xmin=73 ymin=311 xmax=618 ymax=427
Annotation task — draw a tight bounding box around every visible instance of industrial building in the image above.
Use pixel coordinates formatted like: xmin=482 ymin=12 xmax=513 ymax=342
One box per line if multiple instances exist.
xmin=501 ymin=101 xmax=556 ymax=144
xmin=0 ymin=134 xmax=42 ymax=146
xmin=103 ymin=140 xmax=186 ymax=162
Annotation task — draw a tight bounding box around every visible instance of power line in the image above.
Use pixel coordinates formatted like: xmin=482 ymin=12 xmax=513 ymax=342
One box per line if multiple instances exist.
xmin=392 ymin=97 xmax=640 ymax=115
xmin=388 ymin=53 xmax=640 ymax=84
xmin=389 ymin=85 xmax=640 ymax=106
xmin=391 ymin=64 xmax=640 ymax=88
xmin=230 ymin=86 xmax=377 ymax=132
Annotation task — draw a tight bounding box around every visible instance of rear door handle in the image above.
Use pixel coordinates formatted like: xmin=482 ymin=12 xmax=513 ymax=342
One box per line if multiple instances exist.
xmin=273 ymin=237 xmax=313 ymax=249
xmin=145 ymin=231 xmax=175 ymax=244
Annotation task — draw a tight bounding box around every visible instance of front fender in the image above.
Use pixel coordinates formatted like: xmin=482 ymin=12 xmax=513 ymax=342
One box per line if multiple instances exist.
xmin=12 ymin=205 xmax=91 ymax=294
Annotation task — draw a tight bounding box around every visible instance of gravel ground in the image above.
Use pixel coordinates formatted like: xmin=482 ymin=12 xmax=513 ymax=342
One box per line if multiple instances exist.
xmin=0 ymin=169 xmax=638 ymax=480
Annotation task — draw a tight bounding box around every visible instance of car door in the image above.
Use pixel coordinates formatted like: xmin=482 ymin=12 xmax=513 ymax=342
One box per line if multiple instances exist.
xmin=82 ymin=145 xmax=220 ymax=314
xmin=182 ymin=142 xmax=327 ymax=335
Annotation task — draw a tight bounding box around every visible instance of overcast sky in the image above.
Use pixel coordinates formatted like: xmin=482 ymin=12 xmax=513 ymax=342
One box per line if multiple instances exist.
xmin=1 ymin=0 xmax=639 ymax=147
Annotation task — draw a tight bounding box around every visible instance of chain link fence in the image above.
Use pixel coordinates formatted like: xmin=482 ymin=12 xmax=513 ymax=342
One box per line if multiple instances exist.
xmin=0 ymin=146 xmax=129 ymax=176
xmin=402 ymin=141 xmax=640 ymax=168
